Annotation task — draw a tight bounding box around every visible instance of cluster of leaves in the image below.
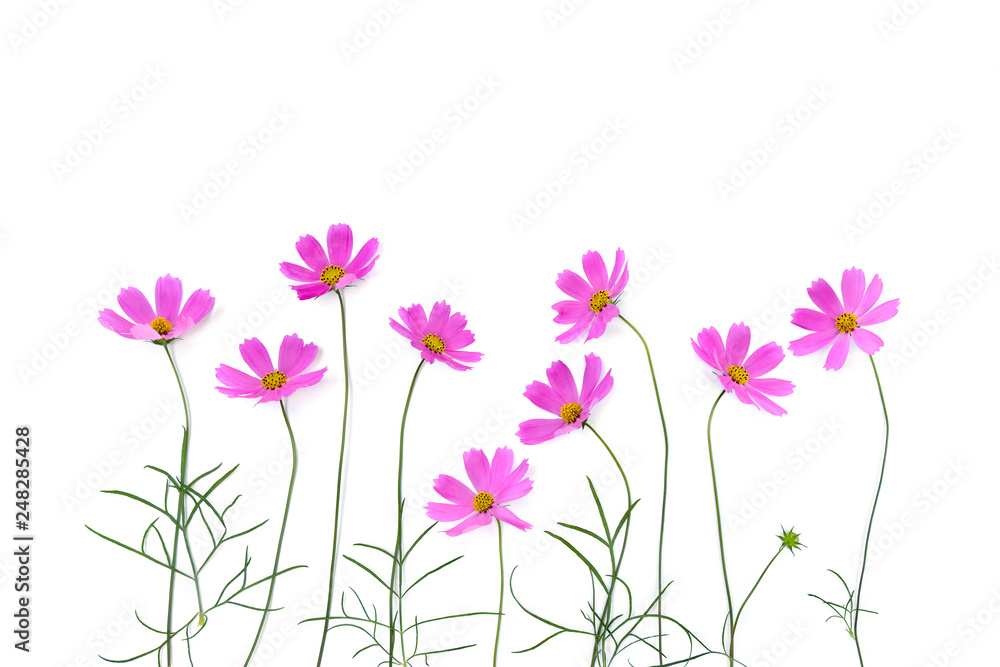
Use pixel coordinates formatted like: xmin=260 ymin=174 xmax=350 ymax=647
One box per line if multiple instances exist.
xmin=305 ymin=514 xmax=496 ymax=665
xmin=511 ymin=478 xmax=714 ymax=667
xmin=809 ymin=569 xmax=877 ymax=641
xmin=86 ymin=454 xmax=302 ymax=666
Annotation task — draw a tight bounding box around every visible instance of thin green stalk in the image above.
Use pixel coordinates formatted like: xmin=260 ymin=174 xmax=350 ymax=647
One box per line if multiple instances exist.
xmin=618 ymin=314 xmax=670 ymax=658
xmin=244 ymin=400 xmax=299 ymax=666
xmin=493 ymin=520 xmax=504 ymax=667
xmin=732 ymin=545 xmax=783 ymax=639
xmin=583 ymin=422 xmax=632 ymax=667
xmin=706 ymin=390 xmax=734 ymax=666
xmin=852 ymin=355 xmax=889 ymax=667
xmin=388 ymin=361 xmax=424 ymax=667
xmin=316 ymin=290 xmax=352 ymax=667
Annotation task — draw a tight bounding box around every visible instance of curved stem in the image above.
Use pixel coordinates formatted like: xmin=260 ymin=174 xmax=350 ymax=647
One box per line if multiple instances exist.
xmin=244 ymin=400 xmax=299 ymax=666
xmin=706 ymin=391 xmax=734 ymax=666
xmin=584 ymin=422 xmax=632 ymax=667
xmin=618 ymin=314 xmax=670 ymax=658
xmin=316 ymin=290 xmax=352 ymax=667
xmin=852 ymin=355 xmax=889 ymax=667
xmin=493 ymin=520 xmax=505 ymax=667
xmin=732 ymin=546 xmax=783 ymax=634
xmin=163 ymin=344 xmax=193 ymax=664
xmin=388 ymin=361 xmax=424 ymax=667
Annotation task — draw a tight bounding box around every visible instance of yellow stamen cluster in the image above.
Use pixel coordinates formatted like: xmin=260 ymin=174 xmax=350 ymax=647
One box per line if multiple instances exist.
xmin=836 ymin=312 xmax=858 ymax=333
xmin=727 ymin=365 xmax=749 ymax=385
xmin=261 ymin=371 xmax=288 ymax=389
xmin=560 ymin=402 xmax=583 ymax=424
xmin=589 ymin=290 xmax=611 ymax=313
xmin=473 ymin=492 xmax=494 ymax=513
xmin=150 ymin=317 xmax=173 ymax=335
xmin=320 ymin=265 xmax=346 ymax=287
xmin=423 ymin=334 xmax=446 ymax=354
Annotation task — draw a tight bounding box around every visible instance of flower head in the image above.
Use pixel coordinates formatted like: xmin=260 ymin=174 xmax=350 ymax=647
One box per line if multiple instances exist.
xmin=777 ymin=526 xmax=805 ymax=555
xmin=215 ymin=334 xmax=327 ymax=404
xmin=279 ymin=223 xmax=380 ymax=300
xmin=789 ymin=268 xmax=899 ymax=371
xmin=389 ymin=301 xmax=483 ymax=371
xmin=553 ymin=249 xmax=629 ymax=344
xmin=98 ymin=274 xmax=214 ymax=343
xmin=426 ymin=446 xmax=533 ymax=537
xmin=517 ymin=353 xmax=613 ymax=445
xmin=691 ymin=323 xmax=794 ymax=416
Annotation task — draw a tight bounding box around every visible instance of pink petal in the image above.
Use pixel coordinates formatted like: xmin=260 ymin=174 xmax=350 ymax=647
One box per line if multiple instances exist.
xmin=439 ymin=311 xmax=468 ymax=341
xmin=807 ymin=279 xmax=844 ymax=317
xmin=584 ymin=304 xmax=618 ymax=342
xmin=524 ymin=381 xmax=563 ymax=415
xmin=215 ymin=364 xmax=262 ymax=391
xmin=516 ymin=418 xmax=565 ymax=445
xmin=117 ymin=287 xmax=155 ymax=325
xmin=858 ymin=299 xmax=899 ymax=326
xmin=433 ymin=474 xmax=475 ymax=505
xmin=427 ymin=301 xmax=451 ymax=334
xmin=581 ymin=251 xmax=610 ymax=290
xmin=693 ymin=327 xmax=726 ymax=372
xmin=155 ymin=275 xmax=183 ymax=322
xmin=399 ymin=304 xmax=428 ymax=336
xmin=545 ymin=360 xmax=579 ymax=403
xmin=426 ymin=502 xmax=473 ymax=522
xmin=463 ymin=449 xmax=491 ymax=493
xmin=856 ymin=274 xmax=884 ymax=317
xmin=743 ymin=342 xmax=785 ymax=378
xmin=239 ymin=338 xmax=274 ymax=377
xmin=490 ymin=504 xmax=531 ymax=531
xmin=292 ymin=282 xmax=331 ymax=300
xmin=279 ymin=262 xmax=320 ymax=282
xmin=179 ymin=288 xmax=214 ymax=325
xmin=389 ymin=318 xmax=422 ymax=342
xmin=278 ymin=334 xmax=318 ymax=376
xmin=747 ymin=377 xmax=794 ymax=397
xmin=852 ymin=328 xmax=885 ymax=355
xmin=824 ymin=334 xmax=852 ymax=371
xmin=283 ymin=367 xmax=327 ymax=391
xmin=608 ymin=248 xmax=629 ymax=296
xmin=555 ymin=317 xmax=592 ymax=345
xmin=326 ymin=223 xmax=353 ymax=268
xmin=345 ymin=237 xmax=379 ymax=276
xmin=129 ymin=323 xmax=161 ymax=340
xmin=437 ymin=353 xmax=475 ymax=372
xmin=555 ymin=270 xmax=593 ymax=300
xmin=745 ymin=386 xmax=788 ymax=416
xmin=444 ymin=349 xmax=482 ymax=363
xmin=443 ymin=512 xmax=493 ymax=537
xmin=788 ymin=330 xmax=839 ymax=357
xmin=488 ymin=447 xmax=514 ymax=493
xmin=790 ymin=308 xmax=836 ymax=333
xmin=552 ymin=300 xmax=591 ymax=325
xmin=731 ymin=383 xmax=755 ymax=406
xmin=295 ymin=235 xmax=329 ymax=272
xmin=163 ymin=315 xmax=194 ymax=340
xmin=725 ymin=323 xmax=751 ymax=367
xmin=841 ymin=267 xmax=866 ymax=313
xmin=495 ymin=478 xmax=533 ymax=504
xmin=98 ymin=309 xmax=135 ymax=337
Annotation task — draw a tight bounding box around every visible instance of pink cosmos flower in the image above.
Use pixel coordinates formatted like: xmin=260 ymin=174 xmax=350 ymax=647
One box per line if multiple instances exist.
xmin=553 ymin=249 xmax=629 ymax=343
xmin=789 ymin=268 xmax=900 ymax=371
xmin=389 ymin=301 xmax=483 ymax=371
xmin=279 ymin=224 xmax=380 ymax=300
xmin=516 ymin=353 xmax=613 ymax=445
xmin=98 ymin=274 xmax=215 ymax=342
xmin=215 ymin=334 xmax=328 ymax=404
xmin=426 ymin=447 xmax=533 ymax=537
xmin=691 ymin=323 xmax=794 ymax=416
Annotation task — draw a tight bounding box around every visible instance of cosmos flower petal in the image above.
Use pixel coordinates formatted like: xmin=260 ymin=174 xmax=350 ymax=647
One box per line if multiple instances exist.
xmin=852 ymin=328 xmax=885 ymax=355
xmin=295 ymin=234 xmax=329 ymax=272
xmin=856 ymin=274 xmax=884 ymax=317
xmin=443 ymin=512 xmax=493 ymax=537
xmin=117 ymin=287 xmax=156 ymax=325
xmin=788 ymin=330 xmax=839 ymax=356
xmin=841 ymin=267 xmax=866 ymax=313
xmin=155 ymin=274 xmax=183 ymax=323
xmin=516 ymin=418 xmax=566 ymax=445
xmin=279 ymin=262 xmax=319 ymax=282
xmin=463 ymin=449 xmax=491 ymax=492
xmin=490 ymin=505 xmax=532 ymax=532
xmin=725 ymin=323 xmax=752 ymax=367
xmin=581 ymin=250 xmax=610 ymax=289
xmin=745 ymin=386 xmax=788 ymax=416
xmin=432 ymin=474 xmax=475 ymax=505
xmin=807 ymin=279 xmax=844 ymax=317
xmin=823 ymin=334 xmax=852 ymax=371
xmin=747 ymin=377 xmax=795 ymax=397
xmin=326 ymin=223 xmax=353 ymax=268
xmin=239 ymin=338 xmax=275 ymax=377
xmin=545 ymin=360 xmax=579 ymax=403
xmin=426 ymin=502 xmax=474 ymax=522
xmin=858 ymin=299 xmax=900 ymax=326
xmin=98 ymin=308 xmax=136 ymax=337
xmin=743 ymin=342 xmax=785 ymax=378
xmin=790 ymin=308 xmax=835 ymax=333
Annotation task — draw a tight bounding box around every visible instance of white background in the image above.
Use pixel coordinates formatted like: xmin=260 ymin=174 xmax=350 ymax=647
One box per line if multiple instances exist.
xmin=2 ymin=1 xmax=999 ymax=666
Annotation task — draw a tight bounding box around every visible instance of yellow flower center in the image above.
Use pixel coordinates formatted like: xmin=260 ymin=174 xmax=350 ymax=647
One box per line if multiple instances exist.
xmin=727 ymin=365 xmax=749 ymax=385
xmin=423 ymin=334 xmax=446 ymax=354
xmin=320 ymin=265 xmax=346 ymax=287
xmin=589 ymin=290 xmax=611 ymax=313
xmin=261 ymin=371 xmax=288 ymax=389
xmin=473 ymin=492 xmax=494 ymax=513
xmin=836 ymin=312 xmax=858 ymax=334
xmin=560 ymin=402 xmax=583 ymax=424
xmin=150 ymin=317 xmax=173 ymax=335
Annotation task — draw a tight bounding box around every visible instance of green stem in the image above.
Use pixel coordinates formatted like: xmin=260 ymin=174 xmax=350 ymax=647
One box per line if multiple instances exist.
xmin=316 ymin=290 xmax=352 ymax=667
xmin=732 ymin=546 xmax=783 ymax=635
xmin=584 ymin=422 xmax=632 ymax=667
xmin=852 ymin=355 xmax=889 ymax=667
xmin=493 ymin=520 xmax=504 ymax=667
xmin=244 ymin=400 xmax=299 ymax=666
xmin=706 ymin=391 xmax=734 ymax=666
xmin=163 ymin=344 xmax=195 ymax=664
xmin=618 ymin=314 xmax=670 ymax=658
xmin=388 ymin=361 xmax=424 ymax=667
